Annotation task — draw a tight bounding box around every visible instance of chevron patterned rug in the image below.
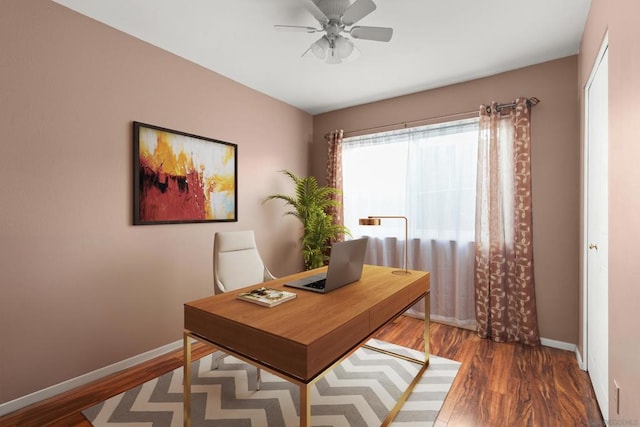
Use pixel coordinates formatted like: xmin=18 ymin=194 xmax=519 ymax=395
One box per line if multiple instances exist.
xmin=83 ymin=339 xmax=460 ymax=427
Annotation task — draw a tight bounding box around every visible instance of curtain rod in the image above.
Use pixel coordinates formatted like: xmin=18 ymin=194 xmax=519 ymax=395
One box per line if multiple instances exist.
xmin=341 ymin=110 xmax=477 ymax=138
xmin=489 ymin=96 xmax=540 ymax=113
xmin=331 ymin=97 xmax=540 ymax=139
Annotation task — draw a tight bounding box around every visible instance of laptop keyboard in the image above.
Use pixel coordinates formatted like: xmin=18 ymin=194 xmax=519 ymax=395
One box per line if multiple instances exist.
xmin=304 ymin=279 xmax=326 ymax=290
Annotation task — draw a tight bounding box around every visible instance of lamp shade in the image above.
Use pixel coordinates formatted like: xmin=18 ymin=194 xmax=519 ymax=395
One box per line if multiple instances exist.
xmin=334 ymin=36 xmax=354 ymax=58
xmin=309 ymin=35 xmax=356 ymax=64
xmin=311 ymin=36 xmax=329 ymax=59
xmin=359 ymin=217 xmax=381 ymax=226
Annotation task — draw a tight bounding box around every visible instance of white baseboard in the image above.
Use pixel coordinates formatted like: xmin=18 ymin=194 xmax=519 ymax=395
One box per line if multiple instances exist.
xmin=0 ymin=339 xmax=184 ymax=417
xmin=540 ymin=336 xmax=577 ymax=352
xmin=575 ymin=348 xmax=587 ymax=371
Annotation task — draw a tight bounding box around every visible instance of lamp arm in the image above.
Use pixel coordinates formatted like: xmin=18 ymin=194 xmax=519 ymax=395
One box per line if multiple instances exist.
xmin=367 ymin=215 xmax=407 ymax=220
xmin=365 ymin=216 xmax=408 ymax=274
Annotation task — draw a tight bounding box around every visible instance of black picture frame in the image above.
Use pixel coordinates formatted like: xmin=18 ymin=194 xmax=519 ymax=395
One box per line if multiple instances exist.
xmin=133 ymin=121 xmax=238 ymax=225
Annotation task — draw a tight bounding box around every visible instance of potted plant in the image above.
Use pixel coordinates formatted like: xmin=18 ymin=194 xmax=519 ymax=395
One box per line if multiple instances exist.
xmin=265 ymin=170 xmax=350 ymax=270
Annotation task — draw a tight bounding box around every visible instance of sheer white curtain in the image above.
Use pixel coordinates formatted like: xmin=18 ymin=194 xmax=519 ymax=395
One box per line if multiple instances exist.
xmin=343 ymin=118 xmax=478 ymax=329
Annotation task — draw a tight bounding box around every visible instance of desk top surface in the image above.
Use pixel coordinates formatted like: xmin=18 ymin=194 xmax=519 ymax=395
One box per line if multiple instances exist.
xmin=186 ymin=265 xmax=428 ymax=343
xmin=184 ymin=264 xmax=429 ymax=380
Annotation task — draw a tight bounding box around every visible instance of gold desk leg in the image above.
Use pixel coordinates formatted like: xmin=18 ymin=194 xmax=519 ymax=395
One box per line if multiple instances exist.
xmin=299 ymin=383 xmax=311 ymax=427
xmin=183 ymin=332 xmax=192 ymax=427
xmin=372 ymin=293 xmax=433 ymax=426
xmin=425 ymin=291 xmax=430 ymax=364
xmin=380 ymin=361 xmax=429 ymax=426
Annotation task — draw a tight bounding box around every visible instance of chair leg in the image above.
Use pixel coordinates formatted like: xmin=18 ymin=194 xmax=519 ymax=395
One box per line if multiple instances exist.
xmin=256 ymin=368 xmax=261 ymax=390
xmin=212 ymin=351 xmax=225 ymax=370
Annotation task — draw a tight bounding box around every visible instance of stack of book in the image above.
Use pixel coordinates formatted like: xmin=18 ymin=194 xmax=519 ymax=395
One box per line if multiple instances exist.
xmin=237 ymin=287 xmax=297 ymax=307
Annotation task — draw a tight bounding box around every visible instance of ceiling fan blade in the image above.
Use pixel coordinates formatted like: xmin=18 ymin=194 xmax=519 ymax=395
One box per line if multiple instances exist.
xmin=274 ymin=25 xmax=319 ymax=33
xmin=342 ymin=0 xmax=377 ymax=25
xmin=301 ymin=0 xmax=329 ymax=24
xmin=350 ymin=26 xmax=393 ymax=42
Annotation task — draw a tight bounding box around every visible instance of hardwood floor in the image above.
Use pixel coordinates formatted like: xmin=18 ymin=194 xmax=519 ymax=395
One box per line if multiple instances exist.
xmin=375 ymin=317 xmax=605 ymax=427
xmin=1 ymin=317 xmax=604 ymax=427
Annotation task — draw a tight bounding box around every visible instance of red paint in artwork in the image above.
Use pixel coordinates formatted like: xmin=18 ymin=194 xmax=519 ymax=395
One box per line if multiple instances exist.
xmin=138 ymin=132 xmax=208 ymax=222
xmin=139 ymin=160 xmax=207 ymax=221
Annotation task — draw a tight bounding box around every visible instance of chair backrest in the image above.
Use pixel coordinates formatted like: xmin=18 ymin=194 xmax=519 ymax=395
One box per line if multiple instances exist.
xmin=213 ymin=230 xmax=274 ymax=293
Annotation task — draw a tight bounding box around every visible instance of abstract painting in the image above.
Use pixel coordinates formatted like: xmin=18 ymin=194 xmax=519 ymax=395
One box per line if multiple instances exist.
xmin=133 ymin=122 xmax=237 ymax=224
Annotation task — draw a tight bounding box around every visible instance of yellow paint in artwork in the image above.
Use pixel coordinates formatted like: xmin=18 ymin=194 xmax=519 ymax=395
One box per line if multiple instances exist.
xmin=152 ymin=133 xmax=193 ymax=176
xmin=214 ymin=174 xmax=235 ymax=192
xmin=204 ymin=174 xmax=235 ymax=193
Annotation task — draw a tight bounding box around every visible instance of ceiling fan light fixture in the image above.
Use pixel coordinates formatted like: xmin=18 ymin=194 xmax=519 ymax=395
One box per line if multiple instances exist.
xmin=326 ymin=48 xmax=342 ymax=64
xmin=334 ymin=36 xmax=354 ymax=59
xmin=278 ymin=0 xmax=391 ymax=64
xmin=311 ymin=36 xmax=329 ymax=59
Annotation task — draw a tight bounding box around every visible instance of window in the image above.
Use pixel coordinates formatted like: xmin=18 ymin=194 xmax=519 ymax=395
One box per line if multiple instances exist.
xmin=343 ymin=117 xmax=479 ymax=242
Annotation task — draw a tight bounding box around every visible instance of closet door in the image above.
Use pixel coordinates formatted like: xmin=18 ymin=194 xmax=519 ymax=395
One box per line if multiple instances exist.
xmin=585 ymin=38 xmax=609 ymax=420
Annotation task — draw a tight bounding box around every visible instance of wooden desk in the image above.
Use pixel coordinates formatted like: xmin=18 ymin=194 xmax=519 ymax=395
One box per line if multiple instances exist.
xmin=183 ymin=264 xmax=430 ymax=427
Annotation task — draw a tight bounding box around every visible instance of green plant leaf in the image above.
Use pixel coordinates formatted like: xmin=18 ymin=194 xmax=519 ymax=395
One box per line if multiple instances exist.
xmin=265 ymin=170 xmax=351 ymax=270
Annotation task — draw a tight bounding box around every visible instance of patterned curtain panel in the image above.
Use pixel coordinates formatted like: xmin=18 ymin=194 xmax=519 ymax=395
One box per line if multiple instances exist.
xmin=326 ymin=129 xmax=345 ymax=242
xmin=474 ymin=97 xmax=540 ymax=345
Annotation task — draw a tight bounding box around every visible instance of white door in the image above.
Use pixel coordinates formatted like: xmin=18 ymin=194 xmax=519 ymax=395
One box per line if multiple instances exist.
xmin=585 ymin=40 xmax=609 ymax=420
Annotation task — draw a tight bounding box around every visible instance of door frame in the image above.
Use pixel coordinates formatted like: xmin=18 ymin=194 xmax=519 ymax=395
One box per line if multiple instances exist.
xmin=581 ymin=32 xmax=608 ymax=372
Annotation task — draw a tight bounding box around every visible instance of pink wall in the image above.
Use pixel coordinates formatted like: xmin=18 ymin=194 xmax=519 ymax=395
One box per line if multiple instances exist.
xmin=580 ymin=0 xmax=640 ymax=421
xmin=313 ymin=57 xmax=581 ymax=345
xmin=0 ymin=1 xmax=311 ymax=404
xmin=5 ymin=0 xmax=637 ymax=419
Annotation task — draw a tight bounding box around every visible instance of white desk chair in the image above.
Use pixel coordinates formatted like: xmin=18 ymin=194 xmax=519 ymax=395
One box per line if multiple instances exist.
xmin=212 ymin=230 xmax=275 ymax=389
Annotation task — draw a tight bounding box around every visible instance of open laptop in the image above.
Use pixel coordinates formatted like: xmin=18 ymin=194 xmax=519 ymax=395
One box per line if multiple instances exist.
xmin=284 ymin=237 xmax=368 ymax=293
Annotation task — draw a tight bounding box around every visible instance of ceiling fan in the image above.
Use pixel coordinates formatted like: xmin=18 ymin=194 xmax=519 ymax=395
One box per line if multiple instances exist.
xmin=275 ymin=0 xmax=393 ymax=64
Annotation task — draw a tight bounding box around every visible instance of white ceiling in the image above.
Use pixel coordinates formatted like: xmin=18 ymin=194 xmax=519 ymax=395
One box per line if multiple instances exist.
xmin=52 ymin=0 xmax=591 ymax=115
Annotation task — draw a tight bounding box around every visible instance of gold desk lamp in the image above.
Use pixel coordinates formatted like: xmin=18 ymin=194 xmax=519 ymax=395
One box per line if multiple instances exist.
xmin=358 ymin=216 xmax=410 ymax=275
